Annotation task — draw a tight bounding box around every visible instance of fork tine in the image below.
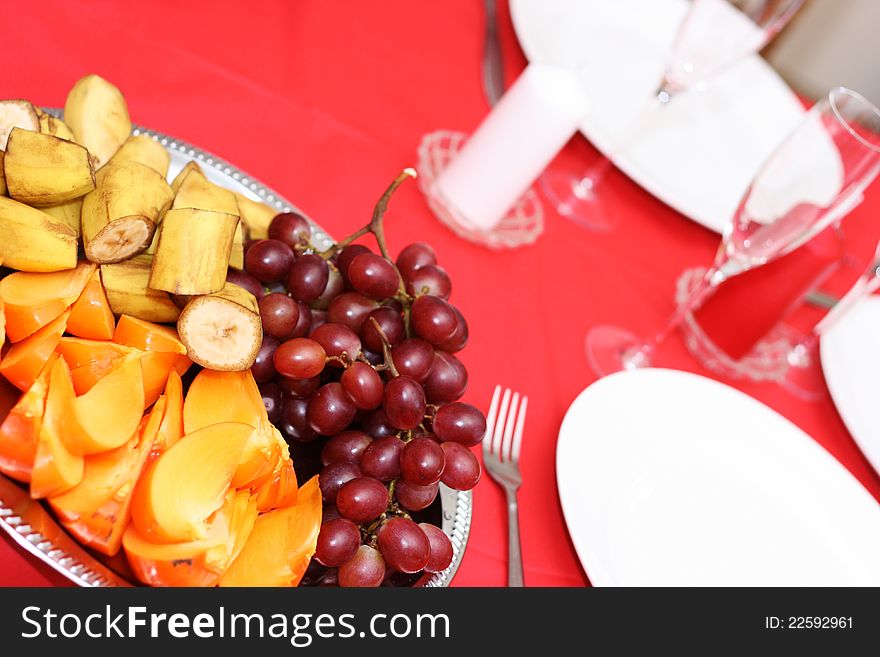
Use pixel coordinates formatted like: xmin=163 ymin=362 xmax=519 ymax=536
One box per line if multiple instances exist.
xmin=511 ymin=395 xmax=527 ymax=464
xmin=492 ymin=388 xmax=512 ymax=457
xmin=501 ymin=392 xmax=519 ymax=462
xmin=483 ymin=385 xmax=502 ymax=457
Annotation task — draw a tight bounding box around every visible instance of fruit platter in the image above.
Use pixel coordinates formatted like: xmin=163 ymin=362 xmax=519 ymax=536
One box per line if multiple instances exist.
xmin=0 ymin=75 xmax=481 ymax=587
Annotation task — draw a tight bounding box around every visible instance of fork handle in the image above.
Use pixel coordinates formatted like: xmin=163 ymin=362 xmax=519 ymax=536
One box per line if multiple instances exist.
xmin=505 ymin=486 xmax=524 ymax=587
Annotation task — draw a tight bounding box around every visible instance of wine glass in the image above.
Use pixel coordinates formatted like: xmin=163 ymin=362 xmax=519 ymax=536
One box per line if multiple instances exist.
xmin=542 ymin=0 xmax=805 ymax=231
xmin=587 ymin=87 xmax=880 ymax=376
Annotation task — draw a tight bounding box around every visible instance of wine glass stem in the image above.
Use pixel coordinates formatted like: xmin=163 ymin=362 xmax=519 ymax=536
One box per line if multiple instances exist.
xmin=625 ymin=266 xmax=721 ymax=368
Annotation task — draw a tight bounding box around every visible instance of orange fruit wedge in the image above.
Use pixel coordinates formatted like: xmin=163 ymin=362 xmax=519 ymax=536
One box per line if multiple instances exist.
xmin=152 ymin=370 xmax=183 ymax=457
xmin=130 ymin=421 xmax=252 ymax=544
xmin=124 ymin=489 xmax=258 ymax=587
xmin=66 ymin=269 xmax=116 ymax=340
xmin=65 ymin=356 xmax=145 ymax=456
xmin=0 ymin=356 xmax=53 ymax=483
xmin=113 ymin=314 xmax=187 ymax=354
xmin=0 ymin=310 xmax=70 ymax=391
xmin=220 ymin=475 xmax=321 ymax=587
xmin=30 ymin=356 xmax=84 ymax=499
xmin=0 ymin=262 xmax=94 ymax=342
xmin=50 ymin=397 xmax=165 ymax=556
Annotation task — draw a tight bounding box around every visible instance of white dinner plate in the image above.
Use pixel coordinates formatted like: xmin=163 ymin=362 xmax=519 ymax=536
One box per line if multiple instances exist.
xmin=510 ymin=0 xmax=806 ymax=232
xmin=820 ymin=296 xmax=880 ymax=476
xmin=556 ymin=368 xmax=880 ymax=586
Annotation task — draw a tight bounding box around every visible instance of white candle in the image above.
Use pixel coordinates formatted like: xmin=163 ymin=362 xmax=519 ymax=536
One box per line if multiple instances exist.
xmin=433 ymin=63 xmax=589 ymax=231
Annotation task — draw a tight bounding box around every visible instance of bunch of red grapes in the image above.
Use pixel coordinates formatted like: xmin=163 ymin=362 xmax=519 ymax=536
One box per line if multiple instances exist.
xmin=229 ymin=202 xmax=485 ymax=587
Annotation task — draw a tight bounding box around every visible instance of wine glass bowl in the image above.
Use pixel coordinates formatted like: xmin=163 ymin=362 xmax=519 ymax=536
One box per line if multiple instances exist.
xmin=587 ymin=87 xmax=880 ymax=377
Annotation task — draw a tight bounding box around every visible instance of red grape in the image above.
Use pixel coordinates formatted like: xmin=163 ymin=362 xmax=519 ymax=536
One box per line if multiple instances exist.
xmin=327 ymin=292 xmax=379 ymax=333
xmin=395 ymin=480 xmax=438 ymax=512
xmin=319 ymin=462 xmax=362 ymax=504
xmin=268 ymin=211 xmax=311 ymax=248
xmin=339 ymin=545 xmax=385 ymax=587
xmin=383 ymin=376 xmax=427 ymax=430
xmin=251 ymin=335 xmax=279 ymax=382
xmin=439 ymin=441 xmax=481 ymax=490
xmin=396 ymin=242 xmax=436 ymax=278
xmin=321 ymin=430 xmax=373 ymax=466
xmin=432 ymin=402 xmax=486 ymax=446
xmin=289 ymin=300 xmax=313 ymax=338
xmin=226 ymin=269 xmax=264 ymax=301
xmin=377 ymin=517 xmax=429 ymax=574
xmin=361 ymin=307 xmax=405 ymax=353
xmin=311 ymin=266 xmax=344 ymax=311
xmin=322 ymin=504 xmax=342 ymax=523
xmin=359 ymin=436 xmax=404 ymax=481
xmin=274 ymin=337 xmax=326 ymax=379
xmin=340 ymin=361 xmax=384 ymax=410
xmin=360 ymin=408 xmax=396 ymax=439
xmin=411 ymin=295 xmax=457 ymax=345
xmin=308 ymin=382 xmax=357 ymax=435
xmin=348 ymin=253 xmax=400 ymax=300
xmin=287 ymin=253 xmax=330 ymax=302
xmin=405 ymin=264 xmax=451 ymax=299
xmin=400 ymin=436 xmax=445 ymax=485
xmin=280 ymin=396 xmax=317 ymax=443
xmin=336 ymin=477 xmax=389 ymax=523
xmin=437 ymin=306 xmax=469 ymax=353
xmin=337 ymin=244 xmax=373 ymax=285
xmin=423 ymin=351 xmax=468 ymax=403
xmin=244 ymin=239 xmax=294 ymax=283
xmin=311 ymin=323 xmax=362 ymax=365
xmin=391 ymin=338 xmax=434 ymax=381
xmin=278 ymin=374 xmax=321 ymax=398
xmin=259 ymin=293 xmax=300 ymax=340
xmin=419 ymin=523 xmax=454 ymax=573
xmin=315 ymin=518 xmax=361 ymax=567
xmin=258 ymin=381 xmax=283 ymax=425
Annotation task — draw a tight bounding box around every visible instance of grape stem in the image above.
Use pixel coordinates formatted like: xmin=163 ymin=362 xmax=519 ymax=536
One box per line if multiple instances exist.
xmin=319 ymin=168 xmax=417 ymax=260
xmin=368 ymin=316 xmax=399 ymax=377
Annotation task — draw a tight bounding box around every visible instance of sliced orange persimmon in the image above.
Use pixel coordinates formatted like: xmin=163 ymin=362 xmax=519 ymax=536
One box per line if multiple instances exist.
xmin=0 ymin=356 xmax=53 ymax=482
xmin=253 ymin=430 xmax=297 ymax=512
xmin=66 ymin=270 xmax=116 ymax=340
xmin=130 ymin=421 xmax=252 ymax=543
xmin=123 ymin=503 xmax=232 ymax=587
xmin=30 ymin=356 xmax=84 ymax=499
xmin=151 ymin=370 xmax=183 ymax=457
xmin=0 ymin=262 xmax=95 ymax=343
xmin=113 ymin=314 xmax=187 ymax=354
xmin=0 ymin=310 xmax=70 ymax=391
xmin=50 ymin=397 xmax=165 ymax=556
xmin=124 ymin=488 xmax=257 ymax=587
xmin=184 ymin=368 xmax=276 ymax=489
xmin=220 ymin=475 xmax=321 ymax=587
xmin=139 ymin=349 xmax=191 ymax=407
xmin=65 ymin=356 xmax=145 ymax=456
xmin=57 ymin=337 xmax=137 ymax=394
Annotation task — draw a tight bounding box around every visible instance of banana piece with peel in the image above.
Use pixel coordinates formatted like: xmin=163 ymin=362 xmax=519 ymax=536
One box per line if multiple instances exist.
xmin=235 ymin=192 xmax=278 ymax=240
xmin=0 ymin=197 xmax=78 ymax=272
xmin=81 ymin=161 xmax=174 ymax=264
xmin=100 ymin=255 xmax=180 ymax=323
xmin=0 ymin=99 xmax=40 ymax=150
xmin=171 ymin=166 xmax=245 ymax=269
xmin=39 ymin=114 xmax=77 ymax=142
xmin=149 ymin=208 xmax=239 ymax=295
xmin=177 ymin=282 xmax=262 ymax=371
xmin=64 ymin=74 xmax=131 ymax=169
xmin=109 ymin=134 xmax=171 ymax=177
xmin=4 ymin=128 xmax=96 ymax=206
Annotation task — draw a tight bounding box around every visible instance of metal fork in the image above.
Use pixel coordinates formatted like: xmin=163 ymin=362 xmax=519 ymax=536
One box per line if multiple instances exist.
xmin=482 ymin=385 xmax=528 ymax=587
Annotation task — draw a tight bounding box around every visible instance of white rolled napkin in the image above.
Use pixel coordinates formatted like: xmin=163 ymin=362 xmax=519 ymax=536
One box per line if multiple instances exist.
xmin=433 ymin=63 xmax=590 ymax=231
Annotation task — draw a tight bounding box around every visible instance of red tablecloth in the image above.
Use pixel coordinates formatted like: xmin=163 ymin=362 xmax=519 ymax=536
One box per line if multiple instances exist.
xmin=3 ymin=0 xmax=880 ymax=587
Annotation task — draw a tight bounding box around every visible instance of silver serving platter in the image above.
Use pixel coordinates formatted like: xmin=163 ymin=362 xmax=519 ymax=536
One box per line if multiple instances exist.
xmin=0 ymin=112 xmax=472 ymax=587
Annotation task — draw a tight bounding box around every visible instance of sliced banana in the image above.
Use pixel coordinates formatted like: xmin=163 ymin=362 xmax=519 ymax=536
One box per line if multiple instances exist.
xmin=177 ymin=283 xmax=262 ymax=371
xmin=86 ymin=218 xmax=153 ymax=263
xmin=0 ymin=100 xmax=40 ymax=150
